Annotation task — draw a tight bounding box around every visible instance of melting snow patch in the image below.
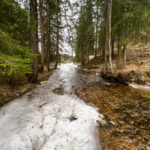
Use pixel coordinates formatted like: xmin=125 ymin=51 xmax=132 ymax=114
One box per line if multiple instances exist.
xmin=0 ymin=63 xmax=102 ymax=150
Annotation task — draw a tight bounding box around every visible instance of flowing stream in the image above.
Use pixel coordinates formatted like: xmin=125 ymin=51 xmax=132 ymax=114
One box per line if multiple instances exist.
xmin=0 ymin=63 xmax=102 ymax=150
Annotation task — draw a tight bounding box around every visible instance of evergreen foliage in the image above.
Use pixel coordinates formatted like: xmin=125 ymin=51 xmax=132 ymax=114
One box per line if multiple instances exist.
xmin=0 ymin=0 xmax=32 ymax=86
xmin=74 ymin=0 xmax=150 ymax=71
xmin=75 ymin=0 xmax=94 ymax=65
xmin=0 ymin=0 xmax=150 ymax=86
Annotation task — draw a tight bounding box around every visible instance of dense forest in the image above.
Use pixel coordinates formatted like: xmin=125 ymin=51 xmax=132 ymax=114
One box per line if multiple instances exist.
xmin=0 ymin=0 xmax=150 ymax=87
xmin=0 ymin=0 xmax=150 ymax=149
xmin=0 ymin=0 xmax=70 ymax=87
xmin=75 ymin=0 xmax=150 ymax=72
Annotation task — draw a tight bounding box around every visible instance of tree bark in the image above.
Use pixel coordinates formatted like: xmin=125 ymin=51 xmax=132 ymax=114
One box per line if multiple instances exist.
xmin=39 ymin=0 xmax=45 ymax=71
xmin=104 ymin=31 xmax=108 ymax=72
xmin=46 ymin=19 xmax=51 ymax=71
xmin=123 ymin=45 xmax=127 ymax=67
xmin=29 ymin=0 xmax=39 ymax=82
xmin=95 ymin=5 xmax=99 ymax=58
xmin=55 ymin=4 xmax=59 ymax=69
xmin=111 ymin=38 xmax=114 ymax=58
xmin=101 ymin=37 xmax=105 ymax=58
xmin=107 ymin=0 xmax=114 ymax=73
xmin=117 ymin=42 xmax=121 ymax=69
xmin=104 ymin=1 xmax=108 ymax=72
xmin=87 ymin=45 xmax=89 ymax=62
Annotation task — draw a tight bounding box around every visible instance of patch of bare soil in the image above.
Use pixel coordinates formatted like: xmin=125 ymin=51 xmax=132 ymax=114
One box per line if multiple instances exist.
xmin=53 ymin=86 xmax=64 ymax=95
xmin=75 ymin=84 xmax=150 ymax=150
xmin=0 ymin=68 xmax=54 ymax=106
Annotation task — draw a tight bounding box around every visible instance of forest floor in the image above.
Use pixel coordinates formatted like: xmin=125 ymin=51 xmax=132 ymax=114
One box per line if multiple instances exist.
xmin=85 ymin=43 xmax=150 ymax=86
xmin=75 ymin=44 xmax=150 ymax=149
xmin=0 ymin=66 xmax=54 ymax=106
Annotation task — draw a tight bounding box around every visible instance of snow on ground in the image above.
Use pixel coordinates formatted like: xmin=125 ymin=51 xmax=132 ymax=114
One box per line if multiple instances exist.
xmin=129 ymin=83 xmax=150 ymax=91
xmin=0 ymin=63 xmax=102 ymax=150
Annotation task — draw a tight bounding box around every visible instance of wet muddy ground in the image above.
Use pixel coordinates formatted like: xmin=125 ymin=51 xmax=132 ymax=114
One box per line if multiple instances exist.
xmin=75 ymin=69 xmax=150 ymax=150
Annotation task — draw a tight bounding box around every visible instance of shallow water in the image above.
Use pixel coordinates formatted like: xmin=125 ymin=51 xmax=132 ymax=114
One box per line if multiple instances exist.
xmin=77 ymin=68 xmax=150 ymax=149
xmin=0 ymin=63 xmax=102 ymax=150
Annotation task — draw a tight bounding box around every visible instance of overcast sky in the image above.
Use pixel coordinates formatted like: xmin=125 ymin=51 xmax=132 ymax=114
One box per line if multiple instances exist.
xmin=61 ymin=0 xmax=79 ymax=56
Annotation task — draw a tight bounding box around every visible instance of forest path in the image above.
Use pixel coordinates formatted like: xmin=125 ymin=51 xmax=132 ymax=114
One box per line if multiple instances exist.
xmin=0 ymin=63 xmax=102 ymax=150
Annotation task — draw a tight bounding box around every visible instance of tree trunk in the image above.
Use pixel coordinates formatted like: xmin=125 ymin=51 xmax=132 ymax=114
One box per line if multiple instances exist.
xmin=87 ymin=45 xmax=89 ymax=62
xmin=55 ymin=6 xmax=59 ymax=69
xmin=104 ymin=32 xmax=108 ymax=72
xmin=117 ymin=42 xmax=121 ymax=69
xmin=39 ymin=0 xmax=45 ymax=71
xmin=123 ymin=45 xmax=127 ymax=67
xmin=102 ymin=38 xmax=105 ymax=58
xmin=46 ymin=33 xmax=50 ymax=71
xmin=81 ymin=46 xmax=85 ymax=66
xmin=107 ymin=0 xmax=113 ymax=73
xmin=111 ymin=39 xmax=114 ymax=58
xmin=95 ymin=5 xmax=99 ymax=58
xmin=29 ymin=0 xmax=39 ymax=82
xmin=104 ymin=2 xmax=108 ymax=72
